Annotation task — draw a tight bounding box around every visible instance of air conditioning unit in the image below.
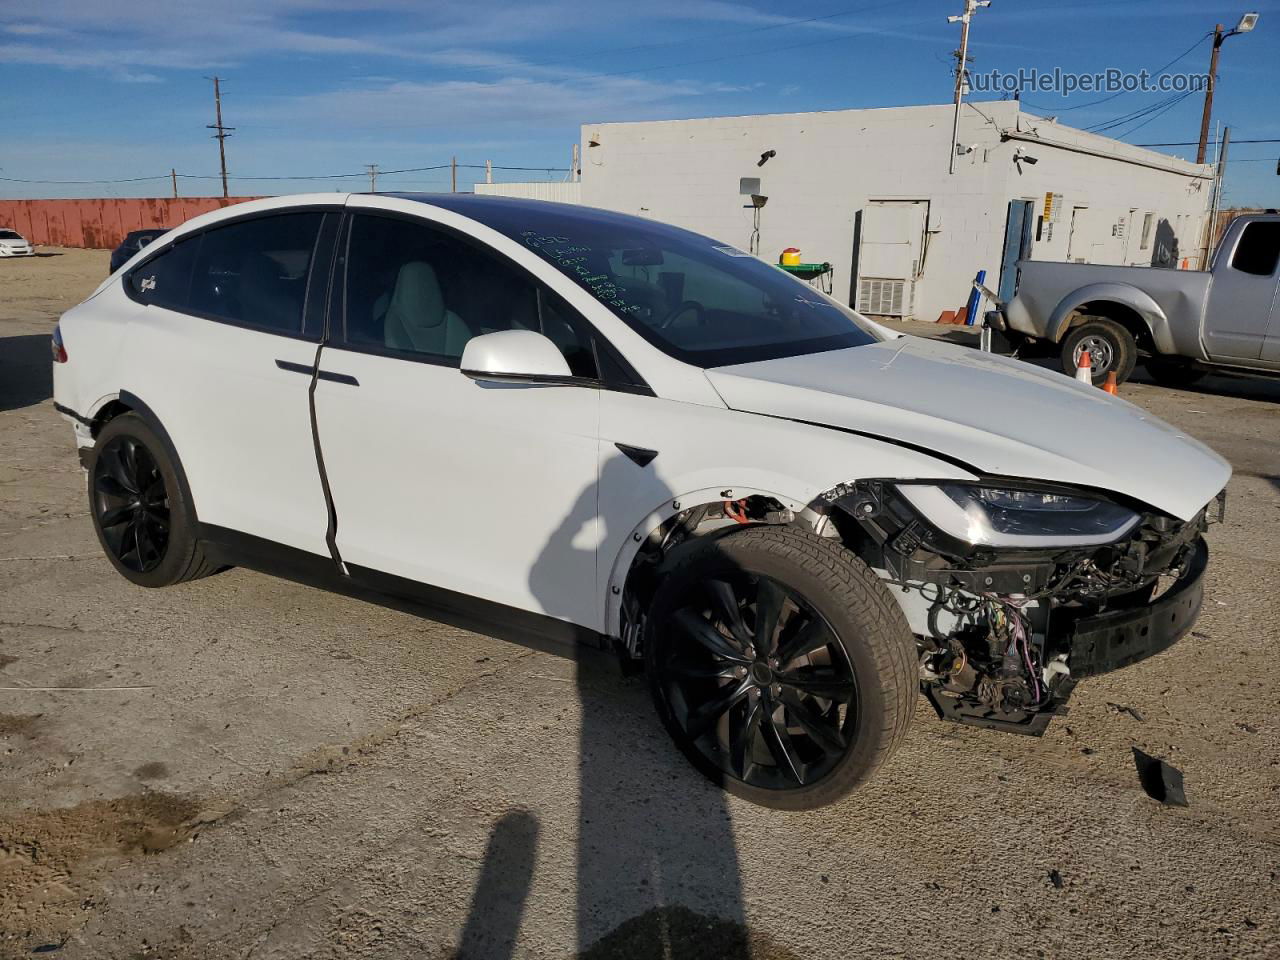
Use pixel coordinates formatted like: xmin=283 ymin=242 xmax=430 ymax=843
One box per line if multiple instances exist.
xmin=858 ymin=277 xmax=909 ymax=316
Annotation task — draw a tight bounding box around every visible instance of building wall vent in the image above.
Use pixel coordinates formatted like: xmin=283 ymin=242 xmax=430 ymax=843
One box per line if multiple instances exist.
xmin=858 ymin=277 xmax=907 ymax=316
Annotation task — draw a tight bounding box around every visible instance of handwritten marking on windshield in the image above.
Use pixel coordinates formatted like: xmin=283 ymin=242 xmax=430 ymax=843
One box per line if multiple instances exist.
xmin=520 ymin=230 xmax=645 ymax=316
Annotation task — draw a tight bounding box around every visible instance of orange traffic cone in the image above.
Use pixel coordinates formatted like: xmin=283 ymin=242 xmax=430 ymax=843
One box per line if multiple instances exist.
xmin=1101 ymin=370 xmax=1119 ymax=395
xmin=1074 ymin=349 xmax=1093 ymax=383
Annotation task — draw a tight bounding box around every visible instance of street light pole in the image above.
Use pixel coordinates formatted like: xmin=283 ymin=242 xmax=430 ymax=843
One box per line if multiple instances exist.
xmin=1196 ymin=13 xmax=1259 ymax=164
xmin=947 ymin=0 xmax=990 ymax=175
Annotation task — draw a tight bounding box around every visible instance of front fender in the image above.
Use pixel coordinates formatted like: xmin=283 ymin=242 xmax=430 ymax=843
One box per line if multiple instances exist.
xmin=601 ymin=483 xmax=814 ymax=639
xmin=1047 ymin=283 xmax=1174 ymax=353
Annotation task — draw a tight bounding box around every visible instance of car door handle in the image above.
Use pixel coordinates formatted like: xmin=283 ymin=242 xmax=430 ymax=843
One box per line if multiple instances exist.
xmin=275 ymin=359 xmax=359 ymax=386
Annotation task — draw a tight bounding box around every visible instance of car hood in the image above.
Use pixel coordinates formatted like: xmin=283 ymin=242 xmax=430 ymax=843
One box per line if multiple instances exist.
xmin=705 ymin=336 xmax=1230 ymax=521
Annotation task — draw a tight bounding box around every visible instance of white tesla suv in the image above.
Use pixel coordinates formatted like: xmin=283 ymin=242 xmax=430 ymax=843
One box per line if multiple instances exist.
xmin=53 ymin=194 xmax=1228 ymax=809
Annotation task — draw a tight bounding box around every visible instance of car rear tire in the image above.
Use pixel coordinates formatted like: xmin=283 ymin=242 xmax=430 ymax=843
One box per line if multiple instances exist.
xmin=1144 ymin=358 xmax=1206 ymax=389
xmin=1060 ymin=317 xmax=1137 ymax=385
xmin=644 ymin=525 xmax=917 ymax=810
xmin=89 ymin=413 xmax=215 ymax=588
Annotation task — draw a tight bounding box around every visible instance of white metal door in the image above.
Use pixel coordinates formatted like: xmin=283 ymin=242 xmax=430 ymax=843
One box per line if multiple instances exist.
xmin=857 ymin=200 xmax=928 ymax=317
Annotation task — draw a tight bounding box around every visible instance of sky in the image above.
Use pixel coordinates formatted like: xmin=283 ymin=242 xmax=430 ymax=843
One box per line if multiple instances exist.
xmin=1 ymin=0 xmax=1277 ymax=205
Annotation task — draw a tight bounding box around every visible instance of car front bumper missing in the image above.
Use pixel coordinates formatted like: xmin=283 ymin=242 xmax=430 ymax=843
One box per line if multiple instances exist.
xmin=1067 ymin=537 xmax=1207 ymax=679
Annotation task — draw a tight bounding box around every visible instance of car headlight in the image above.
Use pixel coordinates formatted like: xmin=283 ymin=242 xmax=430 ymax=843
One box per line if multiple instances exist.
xmin=895 ymin=483 xmax=1140 ymax=547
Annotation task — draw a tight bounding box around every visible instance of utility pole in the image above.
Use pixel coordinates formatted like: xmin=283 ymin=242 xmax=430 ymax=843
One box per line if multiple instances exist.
xmin=205 ymin=76 xmax=234 ymax=198
xmin=947 ymin=0 xmax=989 ymax=175
xmin=366 ymin=164 xmax=378 ymax=192
xmin=485 ymin=159 xmax=493 ymax=184
xmin=1197 ymin=14 xmax=1260 ymax=164
xmin=451 ymin=156 xmax=457 ymax=193
xmin=1197 ymin=25 xmax=1225 ymax=165
xmin=571 ymin=143 xmax=580 ymax=182
xmin=171 ymin=168 xmax=178 ymax=199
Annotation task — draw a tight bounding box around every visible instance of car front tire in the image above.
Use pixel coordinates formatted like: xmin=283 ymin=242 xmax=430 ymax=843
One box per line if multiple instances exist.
xmin=88 ymin=413 xmax=215 ymax=587
xmin=644 ymin=525 xmax=917 ymax=810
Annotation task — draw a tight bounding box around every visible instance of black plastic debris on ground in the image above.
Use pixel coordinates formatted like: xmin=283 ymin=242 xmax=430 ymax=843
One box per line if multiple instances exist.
xmin=1048 ymin=869 xmax=1065 ymax=889
xmin=1132 ymin=747 xmax=1188 ymax=806
xmin=1107 ymin=702 xmax=1145 ymax=722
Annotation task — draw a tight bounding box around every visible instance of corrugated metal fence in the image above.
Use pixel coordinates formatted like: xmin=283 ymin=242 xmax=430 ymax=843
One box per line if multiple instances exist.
xmin=0 ymin=197 xmax=261 ymax=250
xmin=474 ymin=182 xmax=581 ymax=204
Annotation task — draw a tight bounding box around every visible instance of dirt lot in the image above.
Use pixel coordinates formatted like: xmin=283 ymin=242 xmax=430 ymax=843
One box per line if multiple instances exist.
xmin=1 ymin=248 xmax=1278 ymax=959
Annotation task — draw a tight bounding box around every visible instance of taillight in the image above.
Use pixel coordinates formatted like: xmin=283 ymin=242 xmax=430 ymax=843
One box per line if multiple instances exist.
xmin=51 ymin=325 xmax=68 ymax=363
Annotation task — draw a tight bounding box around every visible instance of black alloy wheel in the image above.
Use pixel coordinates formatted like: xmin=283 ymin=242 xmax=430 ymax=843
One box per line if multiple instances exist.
xmin=658 ymin=572 xmax=859 ymax=791
xmin=92 ymin=434 xmax=170 ymax=573
xmin=646 ymin=526 xmax=917 ymax=809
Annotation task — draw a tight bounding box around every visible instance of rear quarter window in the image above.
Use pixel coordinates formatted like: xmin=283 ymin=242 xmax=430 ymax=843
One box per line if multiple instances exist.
xmin=128 ymin=237 xmax=200 ymax=312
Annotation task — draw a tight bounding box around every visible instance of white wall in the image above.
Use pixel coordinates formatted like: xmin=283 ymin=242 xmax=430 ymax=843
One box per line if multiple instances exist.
xmin=577 ymin=103 xmax=1213 ymax=321
xmin=474 ymin=181 xmax=582 ymax=203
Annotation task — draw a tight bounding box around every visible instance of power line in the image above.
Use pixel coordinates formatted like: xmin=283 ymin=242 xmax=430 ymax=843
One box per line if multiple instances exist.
xmin=1086 ymin=89 xmax=1191 ymax=133
xmin=0 ymin=162 xmax=571 ymax=186
xmin=1112 ymin=91 xmax=1197 ymax=139
xmin=1137 ymin=138 xmax=1280 ymax=146
xmin=1021 ymin=32 xmax=1211 ymax=114
xmin=0 ymin=175 xmax=170 ymax=184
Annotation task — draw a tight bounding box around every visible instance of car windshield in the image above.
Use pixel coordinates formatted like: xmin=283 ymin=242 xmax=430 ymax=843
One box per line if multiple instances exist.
xmin=416 ymin=196 xmax=882 ymax=367
xmin=0 ymin=230 xmax=22 ymax=240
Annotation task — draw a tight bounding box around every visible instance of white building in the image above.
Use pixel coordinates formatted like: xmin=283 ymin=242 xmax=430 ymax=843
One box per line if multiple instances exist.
xmin=479 ymin=102 xmax=1215 ymax=322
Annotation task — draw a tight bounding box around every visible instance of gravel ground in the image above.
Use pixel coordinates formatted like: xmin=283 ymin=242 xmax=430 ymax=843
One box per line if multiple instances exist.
xmin=1 ymin=248 xmax=1277 ymax=959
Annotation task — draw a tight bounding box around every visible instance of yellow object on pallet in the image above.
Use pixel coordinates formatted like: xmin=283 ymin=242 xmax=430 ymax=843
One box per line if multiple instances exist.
xmin=779 ymin=247 xmax=801 ymax=266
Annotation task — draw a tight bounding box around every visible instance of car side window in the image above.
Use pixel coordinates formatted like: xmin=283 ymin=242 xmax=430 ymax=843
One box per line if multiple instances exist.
xmin=187 ymin=213 xmax=325 ymax=335
xmin=1230 ymin=222 xmax=1280 ymax=277
xmin=342 ymin=213 xmax=598 ymax=378
xmin=128 ymin=237 xmax=201 ymax=312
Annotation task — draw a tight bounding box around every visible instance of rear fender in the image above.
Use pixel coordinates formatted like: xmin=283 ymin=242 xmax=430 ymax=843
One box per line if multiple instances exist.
xmin=1047 ymin=283 xmax=1174 ymax=353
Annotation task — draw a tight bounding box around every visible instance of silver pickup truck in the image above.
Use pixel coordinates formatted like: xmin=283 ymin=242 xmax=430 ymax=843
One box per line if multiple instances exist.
xmin=1001 ymin=213 xmax=1280 ymax=386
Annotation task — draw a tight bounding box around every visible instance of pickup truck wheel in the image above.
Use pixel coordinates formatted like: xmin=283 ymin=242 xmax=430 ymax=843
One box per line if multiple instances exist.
xmin=644 ymin=526 xmax=916 ymax=810
xmin=1061 ymin=318 xmax=1137 ymax=385
xmin=1145 ymin=358 xmax=1206 ymax=388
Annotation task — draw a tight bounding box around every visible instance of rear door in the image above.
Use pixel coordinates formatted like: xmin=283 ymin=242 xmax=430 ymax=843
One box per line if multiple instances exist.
xmin=310 ymin=208 xmax=604 ymax=629
xmin=1205 ymin=219 xmax=1280 ymax=361
xmin=122 ymin=209 xmax=338 ymax=556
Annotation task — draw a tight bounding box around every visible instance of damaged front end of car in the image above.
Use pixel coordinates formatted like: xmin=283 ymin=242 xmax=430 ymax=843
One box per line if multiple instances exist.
xmin=817 ymin=479 xmax=1224 ymax=735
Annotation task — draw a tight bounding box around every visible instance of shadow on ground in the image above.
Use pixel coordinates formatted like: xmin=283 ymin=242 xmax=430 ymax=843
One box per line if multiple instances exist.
xmin=0 ymin=334 xmax=54 ymax=412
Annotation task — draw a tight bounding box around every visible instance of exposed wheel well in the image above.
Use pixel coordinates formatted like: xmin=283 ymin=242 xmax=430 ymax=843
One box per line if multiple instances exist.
xmin=1068 ymin=301 xmax=1153 ymax=352
xmin=89 ymin=399 xmax=133 ymax=437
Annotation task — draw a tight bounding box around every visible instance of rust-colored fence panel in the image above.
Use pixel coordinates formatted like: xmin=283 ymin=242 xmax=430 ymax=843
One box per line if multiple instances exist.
xmin=0 ymin=197 xmax=263 ymax=250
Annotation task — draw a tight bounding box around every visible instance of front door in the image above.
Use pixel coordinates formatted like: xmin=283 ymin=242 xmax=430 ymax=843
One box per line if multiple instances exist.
xmin=311 ymin=210 xmax=603 ymax=629
xmin=1205 ymin=219 xmax=1280 ymax=361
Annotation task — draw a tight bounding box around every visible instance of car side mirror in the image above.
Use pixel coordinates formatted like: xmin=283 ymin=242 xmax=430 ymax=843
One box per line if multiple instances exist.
xmin=460 ymin=330 xmax=574 ymax=384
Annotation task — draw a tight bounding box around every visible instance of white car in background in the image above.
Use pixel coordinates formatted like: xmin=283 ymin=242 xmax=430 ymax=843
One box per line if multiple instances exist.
xmin=51 ymin=194 xmax=1228 ymax=809
xmin=0 ymin=228 xmax=34 ymax=257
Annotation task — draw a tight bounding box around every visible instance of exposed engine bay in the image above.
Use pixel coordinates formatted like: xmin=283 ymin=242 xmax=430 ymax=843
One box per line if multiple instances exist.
xmin=619 ymin=481 xmax=1221 ymax=737
xmin=819 ymin=480 xmax=1220 ymax=734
